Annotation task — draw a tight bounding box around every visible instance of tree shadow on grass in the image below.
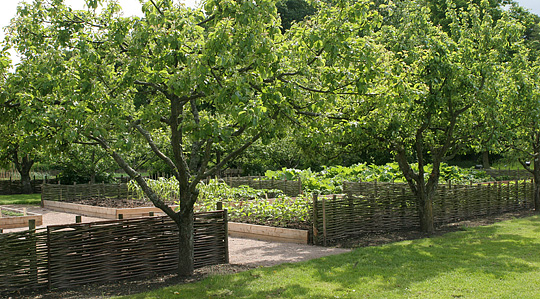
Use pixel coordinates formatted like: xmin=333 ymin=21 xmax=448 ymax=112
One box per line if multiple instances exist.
xmin=303 ymin=221 xmax=540 ymax=293
xmin=172 ymin=217 xmax=540 ymax=298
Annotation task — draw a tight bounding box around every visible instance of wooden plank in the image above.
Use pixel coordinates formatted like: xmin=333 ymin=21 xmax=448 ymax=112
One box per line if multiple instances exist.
xmin=228 ymin=222 xmax=308 ymax=244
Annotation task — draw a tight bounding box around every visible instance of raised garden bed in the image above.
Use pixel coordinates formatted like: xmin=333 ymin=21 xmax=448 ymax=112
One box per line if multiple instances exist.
xmin=0 ymin=206 xmax=43 ymax=229
xmin=228 ymin=222 xmax=309 ymax=244
xmin=42 ymin=200 xmax=175 ymax=219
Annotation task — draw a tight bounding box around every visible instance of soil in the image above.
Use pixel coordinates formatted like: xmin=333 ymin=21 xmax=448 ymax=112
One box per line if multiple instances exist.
xmin=4 ymin=206 xmax=536 ymax=299
xmin=63 ymin=198 xmax=161 ymax=208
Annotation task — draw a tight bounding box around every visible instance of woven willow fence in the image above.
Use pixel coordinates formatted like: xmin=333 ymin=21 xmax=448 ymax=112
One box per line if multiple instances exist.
xmin=41 ymin=183 xmax=137 ymax=202
xmin=0 ymin=211 xmax=228 ymax=292
xmin=224 ymin=176 xmax=302 ymax=197
xmin=313 ymin=180 xmax=535 ymax=245
xmin=0 ymin=179 xmax=44 ymax=195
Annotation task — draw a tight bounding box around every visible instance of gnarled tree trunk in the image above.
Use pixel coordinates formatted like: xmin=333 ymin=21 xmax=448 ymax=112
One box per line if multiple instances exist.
xmin=13 ymin=153 xmax=34 ymax=194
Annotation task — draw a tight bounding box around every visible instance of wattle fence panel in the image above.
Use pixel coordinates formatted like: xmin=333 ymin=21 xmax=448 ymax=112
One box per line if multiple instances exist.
xmin=41 ymin=183 xmax=137 ymax=202
xmin=313 ymin=180 xmax=535 ymax=245
xmin=0 ymin=211 xmax=228 ymax=293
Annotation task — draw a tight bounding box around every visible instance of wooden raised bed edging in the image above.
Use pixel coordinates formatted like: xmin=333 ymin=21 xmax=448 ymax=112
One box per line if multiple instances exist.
xmin=42 ymin=200 xmax=309 ymax=244
xmin=42 ymin=200 xmax=176 ymax=219
xmin=228 ymin=222 xmax=309 ymax=244
xmin=0 ymin=207 xmax=43 ymax=229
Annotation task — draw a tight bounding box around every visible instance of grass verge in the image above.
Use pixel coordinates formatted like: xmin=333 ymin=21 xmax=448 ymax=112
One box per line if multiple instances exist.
xmin=123 ymin=215 xmax=540 ymax=299
xmin=0 ymin=193 xmax=41 ymax=205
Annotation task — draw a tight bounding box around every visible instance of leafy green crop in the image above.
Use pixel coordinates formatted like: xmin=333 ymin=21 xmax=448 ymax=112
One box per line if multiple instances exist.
xmin=128 ymin=178 xmax=309 ymax=229
xmin=264 ymin=162 xmax=493 ymax=194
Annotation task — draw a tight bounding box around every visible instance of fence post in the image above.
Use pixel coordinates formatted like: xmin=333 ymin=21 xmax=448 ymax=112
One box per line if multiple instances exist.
xmin=47 ymin=227 xmax=51 ymax=290
xmin=312 ymin=193 xmax=318 ymax=245
xmin=216 ymin=202 xmax=223 ymax=211
xmin=224 ymin=209 xmax=229 ymax=263
xmin=76 ymin=215 xmax=82 ymax=223
xmin=149 ymin=212 xmax=154 ymax=216
xmin=29 ymin=219 xmax=38 ymax=285
xmin=118 ymin=214 xmax=123 ymax=220
xmin=298 ymin=178 xmax=302 ymax=195
xmin=487 ymin=183 xmax=492 ymax=215
xmin=322 ymin=196 xmax=327 ymax=247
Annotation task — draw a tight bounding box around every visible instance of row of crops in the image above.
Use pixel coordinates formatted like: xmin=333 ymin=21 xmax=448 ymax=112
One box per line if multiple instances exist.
xmin=263 ymin=162 xmax=493 ymax=194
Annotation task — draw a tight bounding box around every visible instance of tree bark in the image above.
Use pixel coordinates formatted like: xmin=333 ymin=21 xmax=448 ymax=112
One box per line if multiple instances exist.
xmin=416 ymin=186 xmax=435 ymax=233
xmin=177 ymin=205 xmax=194 ymax=276
xmin=482 ymin=150 xmax=490 ymax=169
xmin=13 ymin=153 xmax=34 ymax=194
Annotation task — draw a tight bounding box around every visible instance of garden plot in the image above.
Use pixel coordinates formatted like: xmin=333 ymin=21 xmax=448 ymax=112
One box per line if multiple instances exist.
xmin=0 ymin=206 xmax=42 ymax=229
xmin=42 ymin=180 xmax=313 ymax=244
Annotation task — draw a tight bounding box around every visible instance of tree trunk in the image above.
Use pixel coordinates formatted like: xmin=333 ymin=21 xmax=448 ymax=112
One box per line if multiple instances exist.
xmin=13 ymin=154 xmax=34 ymax=194
xmin=533 ymin=160 xmax=540 ymax=212
xmin=482 ymin=150 xmax=490 ymax=169
xmin=177 ymin=206 xmax=194 ymax=276
xmin=20 ymin=171 xmax=33 ymax=194
xmin=416 ymin=187 xmax=435 ymax=233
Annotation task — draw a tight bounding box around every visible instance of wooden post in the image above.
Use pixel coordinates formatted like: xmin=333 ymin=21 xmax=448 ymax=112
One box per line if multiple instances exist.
xmin=322 ymin=195 xmax=327 ymax=247
xmin=312 ymin=193 xmax=318 ymax=245
xmin=515 ymin=179 xmax=520 ymax=208
xmin=76 ymin=215 xmax=82 ymax=223
xmin=487 ymin=183 xmax=491 ymax=215
xmin=216 ymin=202 xmax=223 ymax=211
xmin=298 ymin=178 xmax=302 ymax=195
xmin=47 ymin=227 xmax=51 ymax=290
xmin=29 ymin=219 xmax=36 ymax=230
xmin=28 ymin=219 xmax=38 ymax=286
xmin=23 ymin=207 xmax=27 ymax=216
xmin=224 ymin=209 xmax=229 ymax=263
xmin=149 ymin=212 xmax=154 ymax=216
xmin=118 ymin=214 xmax=123 ymax=220
xmin=0 ymin=207 xmax=2 ymax=218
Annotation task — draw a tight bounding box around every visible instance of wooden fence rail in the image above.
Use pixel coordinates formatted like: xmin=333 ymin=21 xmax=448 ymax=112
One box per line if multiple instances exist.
xmin=313 ymin=180 xmax=535 ymax=245
xmin=0 ymin=211 xmax=228 ymax=292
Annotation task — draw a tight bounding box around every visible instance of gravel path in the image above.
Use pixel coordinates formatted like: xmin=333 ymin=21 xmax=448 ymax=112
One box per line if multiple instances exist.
xmin=2 ymin=205 xmax=350 ymax=267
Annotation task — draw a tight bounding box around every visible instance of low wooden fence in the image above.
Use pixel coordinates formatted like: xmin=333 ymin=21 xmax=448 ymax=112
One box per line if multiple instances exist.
xmin=224 ymin=176 xmax=302 ymax=197
xmin=0 ymin=179 xmax=54 ymax=195
xmin=484 ymin=169 xmax=532 ymax=180
xmin=313 ymin=180 xmax=534 ymax=245
xmin=0 ymin=211 xmax=228 ymax=292
xmin=41 ymin=183 xmax=136 ymax=202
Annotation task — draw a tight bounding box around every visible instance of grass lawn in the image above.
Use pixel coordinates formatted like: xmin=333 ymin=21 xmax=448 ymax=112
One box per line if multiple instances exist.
xmin=123 ymin=215 xmax=540 ymax=298
xmin=0 ymin=193 xmax=41 ymax=205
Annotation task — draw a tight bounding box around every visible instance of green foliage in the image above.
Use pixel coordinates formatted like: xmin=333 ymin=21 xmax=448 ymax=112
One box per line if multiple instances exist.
xmin=264 ymin=163 xmax=493 ymax=194
xmin=128 ymin=177 xmax=309 ymax=228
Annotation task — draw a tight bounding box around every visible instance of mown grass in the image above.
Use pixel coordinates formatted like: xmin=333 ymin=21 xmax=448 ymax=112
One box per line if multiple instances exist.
xmin=0 ymin=193 xmax=41 ymax=205
xmin=123 ymin=215 xmax=540 ymax=298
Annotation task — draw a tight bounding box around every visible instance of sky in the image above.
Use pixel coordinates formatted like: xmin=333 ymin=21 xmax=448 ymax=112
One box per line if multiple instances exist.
xmin=0 ymin=0 xmax=539 ymax=64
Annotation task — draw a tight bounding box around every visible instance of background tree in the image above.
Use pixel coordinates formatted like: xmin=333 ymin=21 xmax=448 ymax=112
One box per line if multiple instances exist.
xmin=339 ymin=0 xmax=522 ymax=233
xmin=8 ymin=0 xmax=380 ymax=275
xmin=501 ymin=50 xmax=540 ymax=211
xmin=0 ymin=51 xmax=57 ymax=193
